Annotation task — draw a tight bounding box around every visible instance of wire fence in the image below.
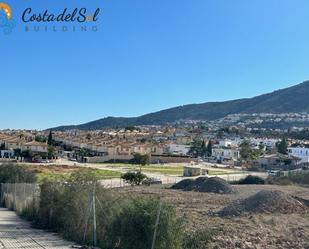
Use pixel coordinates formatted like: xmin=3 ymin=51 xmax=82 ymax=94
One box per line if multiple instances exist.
xmin=0 ymin=182 xmax=168 ymax=249
xmin=0 ymin=183 xmax=40 ymax=215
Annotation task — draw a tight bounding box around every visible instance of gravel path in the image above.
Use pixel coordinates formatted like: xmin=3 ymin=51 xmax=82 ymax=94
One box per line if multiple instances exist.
xmin=0 ymin=208 xmax=76 ymax=249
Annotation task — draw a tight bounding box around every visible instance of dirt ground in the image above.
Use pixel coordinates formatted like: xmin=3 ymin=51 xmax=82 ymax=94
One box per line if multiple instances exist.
xmin=119 ymin=184 xmax=309 ymax=249
xmin=23 ymin=164 xmax=81 ymax=174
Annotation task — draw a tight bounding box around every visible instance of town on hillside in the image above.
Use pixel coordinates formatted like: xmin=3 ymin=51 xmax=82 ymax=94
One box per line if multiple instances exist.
xmin=1 ymin=121 xmax=308 ymax=176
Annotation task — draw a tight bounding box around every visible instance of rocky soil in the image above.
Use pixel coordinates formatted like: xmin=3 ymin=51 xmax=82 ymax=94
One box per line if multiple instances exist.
xmin=120 ymin=184 xmax=309 ymax=249
xmin=217 ymin=190 xmax=308 ymax=216
xmin=172 ymin=177 xmax=235 ymax=194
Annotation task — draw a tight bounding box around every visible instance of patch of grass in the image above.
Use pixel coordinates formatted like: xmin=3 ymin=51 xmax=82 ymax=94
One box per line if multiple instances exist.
xmin=103 ymin=163 xmax=181 ymax=168
xmin=141 ymin=166 xmax=184 ymax=176
xmin=92 ymin=169 xmax=122 ymax=179
xmin=36 ymin=168 xmax=122 ymax=183
xmin=37 ymin=172 xmax=69 ymax=182
xmin=96 ymin=163 xmax=242 ymax=176
xmin=102 ymin=164 xmax=184 ymax=176
xmin=207 ymin=170 xmax=241 ymax=176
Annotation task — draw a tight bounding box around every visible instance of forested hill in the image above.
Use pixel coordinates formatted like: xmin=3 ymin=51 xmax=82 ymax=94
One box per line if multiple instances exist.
xmin=53 ymin=81 xmax=309 ymax=131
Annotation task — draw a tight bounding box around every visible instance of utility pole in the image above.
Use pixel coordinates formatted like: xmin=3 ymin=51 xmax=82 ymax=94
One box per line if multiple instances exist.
xmin=92 ymin=185 xmax=97 ymax=247
xmin=151 ymin=201 xmax=162 ymax=249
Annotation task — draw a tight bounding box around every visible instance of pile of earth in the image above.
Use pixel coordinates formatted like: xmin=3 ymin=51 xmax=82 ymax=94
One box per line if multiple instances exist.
xmin=217 ymin=190 xmax=308 ymax=217
xmin=172 ymin=177 xmax=234 ymax=194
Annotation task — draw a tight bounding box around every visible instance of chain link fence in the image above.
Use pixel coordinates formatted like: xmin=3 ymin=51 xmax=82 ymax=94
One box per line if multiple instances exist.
xmin=0 ymin=181 xmax=181 ymax=249
xmin=0 ymin=183 xmax=40 ymax=215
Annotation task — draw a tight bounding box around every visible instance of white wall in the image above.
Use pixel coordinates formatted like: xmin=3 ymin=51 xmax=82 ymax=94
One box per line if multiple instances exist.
xmin=166 ymin=144 xmax=190 ymax=156
xmin=288 ymin=147 xmax=309 ymax=163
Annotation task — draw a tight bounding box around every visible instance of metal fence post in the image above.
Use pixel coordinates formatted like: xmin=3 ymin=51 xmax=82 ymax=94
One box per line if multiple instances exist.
xmin=92 ymin=185 xmax=97 ymax=247
xmin=151 ymin=201 xmax=162 ymax=249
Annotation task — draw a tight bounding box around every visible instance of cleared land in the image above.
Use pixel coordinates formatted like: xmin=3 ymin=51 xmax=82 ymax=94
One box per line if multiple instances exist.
xmin=119 ymin=184 xmax=309 ymax=249
xmin=95 ymin=163 xmax=242 ymax=176
xmin=21 ymin=164 xmax=122 ymax=182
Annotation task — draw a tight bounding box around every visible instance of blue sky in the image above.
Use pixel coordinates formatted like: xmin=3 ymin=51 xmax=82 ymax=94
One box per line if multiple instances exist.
xmin=1 ymin=0 xmax=309 ymax=130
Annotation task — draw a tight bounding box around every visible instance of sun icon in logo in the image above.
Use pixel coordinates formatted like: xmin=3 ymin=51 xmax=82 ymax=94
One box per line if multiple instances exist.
xmin=0 ymin=2 xmax=16 ymax=34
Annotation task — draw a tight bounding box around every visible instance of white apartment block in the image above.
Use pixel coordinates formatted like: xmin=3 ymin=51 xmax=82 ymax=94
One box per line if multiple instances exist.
xmin=212 ymin=148 xmax=240 ymax=161
xmin=288 ymin=146 xmax=309 ymax=163
xmin=165 ymin=144 xmax=190 ymax=156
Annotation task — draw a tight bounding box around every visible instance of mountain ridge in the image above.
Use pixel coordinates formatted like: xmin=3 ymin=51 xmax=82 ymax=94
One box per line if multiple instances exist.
xmin=52 ymin=80 xmax=309 ymax=131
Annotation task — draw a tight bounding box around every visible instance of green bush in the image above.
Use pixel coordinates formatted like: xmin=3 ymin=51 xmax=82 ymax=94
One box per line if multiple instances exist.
xmin=183 ymin=228 xmax=217 ymax=249
xmin=37 ymin=169 xmax=104 ymax=244
xmin=121 ymin=171 xmax=147 ymax=185
xmin=106 ymin=198 xmax=183 ymax=249
xmin=129 ymin=153 xmax=150 ymax=165
xmin=235 ymin=175 xmax=265 ymax=185
xmin=2 ymin=168 xmax=186 ymax=248
xmin=0 ymin=163 xmax=37 ymax=183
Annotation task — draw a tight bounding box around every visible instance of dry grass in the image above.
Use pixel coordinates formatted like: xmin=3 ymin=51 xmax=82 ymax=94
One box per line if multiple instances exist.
xmin=21 ymin=164 xmax=121 ymax=182
xmin=118 ymin=184 xmax=309 ymax=249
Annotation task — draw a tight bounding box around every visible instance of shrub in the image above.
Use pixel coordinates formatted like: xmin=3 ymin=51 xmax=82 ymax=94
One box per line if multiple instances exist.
xmin=183 ymin=228 xmax=217 ymax=249
xmin=121 ymin=171 xmax=147 ymax=185
xmin=266 ymin=176 xmax=292 ymax=185
xmin=235 ymin=175 xmax=265 ymax=185
xmin=37 ymin=169 xmax=103 ymax=243
xmin=0 ymin=163 xmax=37 ymax=183
xmin=2 ymin=168 xmax=185 ymax=249
xmin=106 ymin=198 xmax=183 ymax=249
xmin=129 ymin=153 xmax=150 ymax=165
xmin=267 ymin=172 xmax=309 ymax=186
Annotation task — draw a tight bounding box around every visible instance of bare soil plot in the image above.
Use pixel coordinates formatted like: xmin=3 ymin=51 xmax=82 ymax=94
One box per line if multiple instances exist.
xmin=119 ymin=184 xmax=309 ymax=249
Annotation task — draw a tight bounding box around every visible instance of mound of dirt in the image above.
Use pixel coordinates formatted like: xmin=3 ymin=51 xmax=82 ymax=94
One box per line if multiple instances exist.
xmin=172 ymin=177 xmax=234 ymax=194
xmin=172 ymin=179 xmax=195 ymax=190
xmin=218 ymin=190 xmax=308 ymax=216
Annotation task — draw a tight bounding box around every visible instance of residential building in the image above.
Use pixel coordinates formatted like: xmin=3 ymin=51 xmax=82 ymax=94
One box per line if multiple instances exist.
xmin=288 ymin=146 xmax=309 ymax=163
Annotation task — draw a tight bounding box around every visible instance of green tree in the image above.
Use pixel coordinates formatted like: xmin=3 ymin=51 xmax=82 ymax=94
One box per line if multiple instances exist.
xmin=201 ymin=140 xmax=207 ymax=157
xmin=206 ymin=140 xmax=213 ymax=157
xmin=240 ymin=140 xmax=252 ymax=161
xmin=0 ymin=143 xmax=5 ymax=150
xmin=13 ymin=149 xmax=22 ymax=157
xmin=277 ymin=138 xmax=288 ymax=154
xmin=121 ymin=171 xmax=147 ymax=186
xmin=35 ymin=136 xmax=47 ymax=143
xmin=21 ymin=150 xmax=33 ymax=160
xmin=189 ymin=138 xmax=203 ymax=157
xmin=217 ymin=129 xmax=224 ymax=139
xmin=47 ymin=130 xmax=53 ymax=146
xmin=189 ymin=139 xmax=211 ymax=158
xmin=47 ymin=146 xmax=55 ymax=159
xmin=258 ymin=143 xmax=265 ymax=152
xmin=106 ymin=198 xmax=183 ymax=249
xmin=125 ymin=126 xmax=139 ymax=132
xmin=130 ymin=153 xmax=150 ymax=166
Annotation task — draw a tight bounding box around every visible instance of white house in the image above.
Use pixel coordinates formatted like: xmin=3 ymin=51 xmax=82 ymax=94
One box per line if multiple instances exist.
xmin=212 ymin=147 xmax=240 ymax=161
xmin=250 ymin=138 xmax=278 ymax=149
xmin=165 ymin=144 xmax=190 ymax=156
xmin=288 ymin=146 xmax=309 ymax=163
xmin=219 ymin=139 xmax=234 ymax=147
xmin=21 ymin=141 xmax=48 ymax=153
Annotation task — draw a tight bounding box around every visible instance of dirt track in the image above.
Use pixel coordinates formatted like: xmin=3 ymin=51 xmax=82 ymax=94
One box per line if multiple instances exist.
xmin=120 ymin=184 xmax=309 ymax=249
xmin=0 ymin=208 xmax=76 ymax=249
